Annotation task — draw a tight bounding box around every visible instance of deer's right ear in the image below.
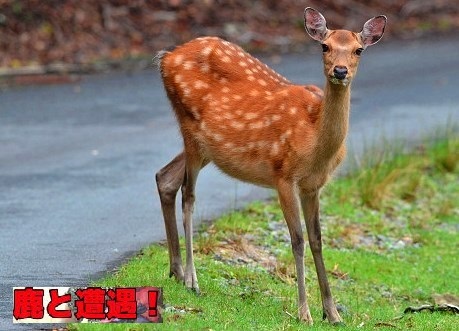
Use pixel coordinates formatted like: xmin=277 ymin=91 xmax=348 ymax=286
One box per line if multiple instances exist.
xmin=304 ymin=7 xmax=328 ymax=42
xmin=360 ymin=15 xmax=387 ymax=48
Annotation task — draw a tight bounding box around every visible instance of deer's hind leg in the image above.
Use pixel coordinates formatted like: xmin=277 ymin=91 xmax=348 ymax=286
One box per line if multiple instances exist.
xmin=181 ymin=142 xmax=208 ymax=294
xmin=156 ymin=152 xmax=186 ymax=282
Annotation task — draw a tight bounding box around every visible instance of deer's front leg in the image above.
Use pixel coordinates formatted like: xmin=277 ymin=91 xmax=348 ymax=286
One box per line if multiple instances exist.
xmin=300 ymin=190 xmax=343 ymax=325
xmin=156 ymin=152 xmax=186 ymax=282
xmin=277 ymin=179 xmax=313 ymax=324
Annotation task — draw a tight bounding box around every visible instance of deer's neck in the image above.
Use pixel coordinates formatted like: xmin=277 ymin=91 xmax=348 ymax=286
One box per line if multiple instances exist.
xmin=315 ymin=81 xmax=351 ymax=162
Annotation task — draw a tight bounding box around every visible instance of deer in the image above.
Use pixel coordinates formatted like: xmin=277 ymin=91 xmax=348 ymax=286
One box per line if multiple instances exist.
xmin=154 ymin=7 xmax=386 ymax=325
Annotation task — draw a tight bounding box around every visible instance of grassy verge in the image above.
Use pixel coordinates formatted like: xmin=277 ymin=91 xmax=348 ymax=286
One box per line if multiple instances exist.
xmin=71 ymin=135 xmax=458 ymax=330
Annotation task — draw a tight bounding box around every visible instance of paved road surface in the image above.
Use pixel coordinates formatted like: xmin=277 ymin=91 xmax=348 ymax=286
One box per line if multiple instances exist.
xmin=1 ymin=36 xmax=458 ymax=330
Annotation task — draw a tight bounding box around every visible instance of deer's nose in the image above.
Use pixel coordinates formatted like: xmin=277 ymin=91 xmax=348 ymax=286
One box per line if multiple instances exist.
xmin=333 ymin=66 xmax=348 ymax=80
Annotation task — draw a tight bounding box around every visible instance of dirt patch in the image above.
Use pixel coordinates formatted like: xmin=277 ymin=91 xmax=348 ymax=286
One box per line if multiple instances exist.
xmin=213 ymin=235 xmax=278 ymax=272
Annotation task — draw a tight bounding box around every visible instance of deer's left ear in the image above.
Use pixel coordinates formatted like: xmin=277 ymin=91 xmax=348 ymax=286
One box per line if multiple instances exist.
xmin=360 ymin=15 xmax=387 ymax=48
xmin=304 ymin=7 xmax=328 ymax=42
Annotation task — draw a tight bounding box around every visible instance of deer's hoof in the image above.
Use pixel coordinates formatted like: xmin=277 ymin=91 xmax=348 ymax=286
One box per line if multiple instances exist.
xmin=332 ymin=321 xmax=346 ymax=327
xmin=299 ymin=307 xmax=313 ymax=325
xmin=184 ymin=272 xmax=200 ymax=295
xmin=169 ymin=264 xmax=184 ymax=282
xmin=187 ymin=286 xmax=201 ymax=296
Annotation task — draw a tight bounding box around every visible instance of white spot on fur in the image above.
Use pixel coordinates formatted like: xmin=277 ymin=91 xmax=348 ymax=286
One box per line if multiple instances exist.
xmin=239 ymin=61 xmax=248 ymax=67
xmin=201 ymin=46 xmax=213 ymax=56
xmin=263 ymin=117 xmax=272 ymax=127
xmin=250 ymin=90 xmax=260 ymax=97
xmin=272 ymin=114 xmax=281 ymax=122
xmin=244 ymin=112 xmax=258 ymax=120
xmin=256 ymin=141 xmax=269 ymax=148
xmin=307 ymin=105 xmax=313 ymax=113
xmin=194 ymin=80 xmax=209 ymax=89
xmin=247 ymin=76 xmax=256 ymax=81
xmin=221 ymin=96 xmax=230 ymax=103
xmin=245 ymin=69 xmax=253 ymax=75
xmin=270 ymin=142 xmax=280 ymax=156
xmin=233 ymin=146 xmax=248 ymax=153
xmin=222 ymin=56 xmax=231 ymax=63
xmin=183 ymin=87 xmax=191 ymax=97
xmin=183 ymin=61 xmax=194 ymax=70
xmin=212 ymin=133 xmax=224 ymax=142
xmin=233 ymin=95 xmax=242 ymax=100
xmin=223 ymin=113 xmax=234 ymax=120
xmin=258 ymin=79 xmax=267 ymax=86
xmin=222 ymin=87 xmax=230 ymax=93
xmin=201 ymin=63 xmax=210 ymax=73
xmin=220 ymin=77 xmax=228 ymax=84
xmin=280 ymin=129 xmax=292 ymax=144
xmin=289 ymin=107 xmax=298 ymax=115
xmin=174 ymin=74 xmax=183 ymax=83
xmin=230 ymin=121 xmax=245 ymax=130
xmin=279 ymin=90 xmax=289 ymax=96
xmin=190 ymin=106 xmax=201 ymax=119
xmin=249 ymin=121 xmax=263 ymax=129
xmin=174 ymin=55 xmax=184 ymax=66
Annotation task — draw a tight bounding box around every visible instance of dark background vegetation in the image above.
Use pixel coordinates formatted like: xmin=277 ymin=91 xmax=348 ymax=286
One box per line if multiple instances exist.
xmin=0 ymin=0 xmax=458 ymax=68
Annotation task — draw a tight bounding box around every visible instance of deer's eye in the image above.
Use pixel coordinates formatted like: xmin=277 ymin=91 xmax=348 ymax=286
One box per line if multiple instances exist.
xmin=355 ymin=48 xmax=364 ymax=56
xmin=321 ymin=44 xmax=329 ymax=52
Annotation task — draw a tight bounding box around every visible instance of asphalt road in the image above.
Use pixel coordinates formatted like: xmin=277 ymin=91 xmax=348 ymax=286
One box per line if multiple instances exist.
xmin=1 ymin=36 xmax=458 ymax=330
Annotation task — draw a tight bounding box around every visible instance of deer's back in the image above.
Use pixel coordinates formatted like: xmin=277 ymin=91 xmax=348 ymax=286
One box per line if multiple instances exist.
xmin=159 ymin=37 xmax=331 ymax=187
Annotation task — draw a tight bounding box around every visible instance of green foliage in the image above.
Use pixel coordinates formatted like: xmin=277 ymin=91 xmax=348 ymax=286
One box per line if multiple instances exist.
xmin=348 ymin=134 xmax=458 ymax=211
xmin=70 ymin=136 xmax=458 ymax=330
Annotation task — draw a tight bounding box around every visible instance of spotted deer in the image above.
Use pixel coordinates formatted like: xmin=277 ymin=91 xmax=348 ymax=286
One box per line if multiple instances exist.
xmin=154 ymin=7 xmax=386 ymax=325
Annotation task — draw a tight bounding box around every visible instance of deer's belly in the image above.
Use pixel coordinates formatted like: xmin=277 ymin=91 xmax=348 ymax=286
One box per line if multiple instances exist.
xmin=210 ymin=153 xmax=276 ymax=188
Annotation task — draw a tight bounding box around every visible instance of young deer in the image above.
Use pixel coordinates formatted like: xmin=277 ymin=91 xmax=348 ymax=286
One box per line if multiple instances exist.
xmin=155 ymin=7 xmax=386 ymax=325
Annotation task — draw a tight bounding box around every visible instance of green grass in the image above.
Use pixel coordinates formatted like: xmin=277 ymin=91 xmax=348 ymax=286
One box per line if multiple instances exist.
xmin=70 ymin=136 xmax=458 ymax=330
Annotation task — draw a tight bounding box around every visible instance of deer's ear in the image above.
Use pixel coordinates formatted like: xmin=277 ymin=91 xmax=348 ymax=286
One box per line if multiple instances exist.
xmin=360 ymin=15 xmax=387 ymax=48
xmin=304 ymin=7 xmax=328 ymax=42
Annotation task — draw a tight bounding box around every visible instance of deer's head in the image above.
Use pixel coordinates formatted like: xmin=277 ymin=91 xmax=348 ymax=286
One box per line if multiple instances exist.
xmin=304 ymin=7 xmax=386 ymax=86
